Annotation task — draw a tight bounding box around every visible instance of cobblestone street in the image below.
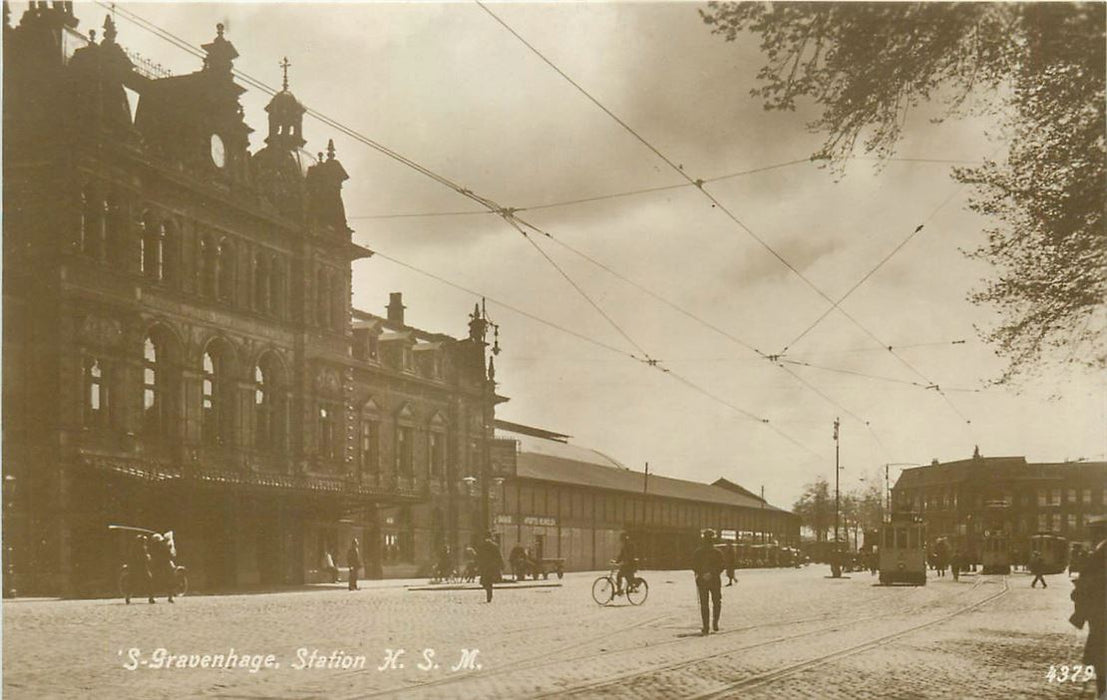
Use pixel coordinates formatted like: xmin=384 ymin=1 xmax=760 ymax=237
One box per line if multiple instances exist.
xmin=3 ymin=567 xmax=1096 ymax=699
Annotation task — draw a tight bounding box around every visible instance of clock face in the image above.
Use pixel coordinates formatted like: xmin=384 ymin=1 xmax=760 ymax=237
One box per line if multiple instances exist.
xmin=210 ymin=134 xmax=226 ymax=169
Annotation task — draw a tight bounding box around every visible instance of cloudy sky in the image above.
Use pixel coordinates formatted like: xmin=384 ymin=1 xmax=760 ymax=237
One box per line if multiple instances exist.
xmin=48 ymin=2 xmax=1104 ymax=507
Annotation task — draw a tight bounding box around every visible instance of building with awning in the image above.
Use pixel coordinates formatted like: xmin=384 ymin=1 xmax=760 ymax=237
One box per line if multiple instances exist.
xmin=491 ymin=421 xmax=798 ymax=571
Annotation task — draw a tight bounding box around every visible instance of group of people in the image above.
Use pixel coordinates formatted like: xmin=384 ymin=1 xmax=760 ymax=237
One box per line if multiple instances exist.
xmin=125 ymin=532 xmax=177 ymax=605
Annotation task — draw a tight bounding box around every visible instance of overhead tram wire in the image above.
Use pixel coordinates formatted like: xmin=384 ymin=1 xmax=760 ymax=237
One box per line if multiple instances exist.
xmin=347 ymin=155 xmax=974 ymax=221
xmin=474 ymin=0 xmax=976 ymax=428
xmin=105 ymin=4 xmax=858 ymax=459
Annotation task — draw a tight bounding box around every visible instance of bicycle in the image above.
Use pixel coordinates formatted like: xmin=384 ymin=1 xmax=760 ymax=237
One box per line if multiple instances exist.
xmin=428 ymin=565 xmax=462 ymax=585
xmin=591 ymin=561 xmax=648 ymax=606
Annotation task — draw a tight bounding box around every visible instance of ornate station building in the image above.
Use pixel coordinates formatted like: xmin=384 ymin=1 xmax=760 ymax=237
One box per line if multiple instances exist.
xmin=2 ymin=4 xmax=508 ymax=595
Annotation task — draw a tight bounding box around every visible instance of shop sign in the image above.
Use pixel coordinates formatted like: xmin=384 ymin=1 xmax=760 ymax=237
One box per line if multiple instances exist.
xmin=522 ymin=516 xmax=557 ymax=527
xmin=494 ymin=514 xmax=514 ymax=525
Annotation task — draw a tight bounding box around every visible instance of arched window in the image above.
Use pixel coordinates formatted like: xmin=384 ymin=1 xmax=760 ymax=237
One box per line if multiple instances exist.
xmin=316 ymin=267 xmax=330 ymax=328
xmin=217 ymin=238 xmax=235 ymax=304
xmin=83 ymin=356 xmax=108 ymax=427
xmin=331 ymin=274 xmax=345 ymax=331
xmin=318 ymin=404 xmax=337 ymax=460
xmin=202 ymin=343 xmax=233 ymax=446
xmin=142 ymin=330 xmax=178 ymax=441
xmin=253 ymin=251 xmax=270 ymax=313
xmin=199 ymin=236 xmax=217 ymax=297
xmin=162 ymin=221 xmax=178 ymax=284
xmin=140 ymin=212 xmax=163 ymax=281
xmin=254 ymin=353 xmax=285 ymax=453
xmin=78 ymin=186 xmax=89 ymax=254
xmin=269 ymin=256 xmax=283 ymax=318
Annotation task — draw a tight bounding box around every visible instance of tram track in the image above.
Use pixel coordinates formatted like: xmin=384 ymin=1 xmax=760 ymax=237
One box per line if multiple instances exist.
xmin=688 ymin=575 xmax=1010 ymax=698
xmin=541 ymin=576 xmax=994 ymax=699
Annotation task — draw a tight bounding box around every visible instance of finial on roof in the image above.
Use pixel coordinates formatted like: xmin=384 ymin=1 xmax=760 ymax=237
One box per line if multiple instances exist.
xmin=326 ymin=139 xmax=336 ymax=161
xmin=88 ymin=28 xmax=96 ymax=42
xmin=279 ymin=56 xmax=291 ymax=91
xmin=318 ymin=152 xmax=324 ymax=162
xmin=102 ymin=13 xmax=116 ymax=43
xmin=216 ymin=22 xmax=224 ymax=37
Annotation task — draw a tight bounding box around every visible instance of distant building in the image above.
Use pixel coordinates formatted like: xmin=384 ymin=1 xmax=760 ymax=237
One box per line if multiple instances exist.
xmin=2 ymin=5 xmax=501 ymax=594
xmin=491 ymin=421 xmax=799 ymax=570
xmin=891 ymin=452 xmax=1107 ymax=561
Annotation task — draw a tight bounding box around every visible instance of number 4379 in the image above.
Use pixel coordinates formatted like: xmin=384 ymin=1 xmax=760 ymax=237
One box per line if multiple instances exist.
xmin=1047 ymin=665 xmax=1095 ymax=683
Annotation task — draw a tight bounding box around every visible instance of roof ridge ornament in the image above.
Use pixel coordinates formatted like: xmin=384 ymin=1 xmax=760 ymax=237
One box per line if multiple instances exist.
xmin=279 ymin=56 xmax=290 ymax=92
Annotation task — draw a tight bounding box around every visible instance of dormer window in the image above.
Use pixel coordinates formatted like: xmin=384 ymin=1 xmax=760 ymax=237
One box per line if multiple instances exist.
xmin=402 ymin=347 xmax=413 ymax=373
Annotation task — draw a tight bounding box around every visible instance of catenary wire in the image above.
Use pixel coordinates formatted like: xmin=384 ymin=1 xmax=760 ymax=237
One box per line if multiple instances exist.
xmin=474 ymin=1 xmax=976 ymax=428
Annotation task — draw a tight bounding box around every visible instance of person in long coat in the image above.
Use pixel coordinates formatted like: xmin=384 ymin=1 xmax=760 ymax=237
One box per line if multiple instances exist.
xmin=147 ymin=533 xmax=175 ymax=603
xmin=1071 ymin=518 xmax=1106 ymax=698
xmin=347 ymin=538 xmax=361 ymax=591
xmin=723 ymin=543 xmax=737 ymax=587
xmin=478 ymin=532 xmax=504 ymax=603
xmin=125 ymin=535 xmax=153 ymax=605
xmin=692 ymin=529 xmax=724 ymax=635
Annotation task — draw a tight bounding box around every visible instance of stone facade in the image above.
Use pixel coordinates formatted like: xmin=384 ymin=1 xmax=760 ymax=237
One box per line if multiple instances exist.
xmin=2 ymin=4 xmax=501 ymax=594
xmin=891 ymin=452 xmax=1107 ymax=563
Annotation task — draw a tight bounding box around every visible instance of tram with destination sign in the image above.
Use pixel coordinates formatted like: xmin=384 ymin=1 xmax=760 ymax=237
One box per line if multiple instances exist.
xmin=879 ymin=513 xmax=927 ymax=586
xmin=1029 ymin=533 xmax=1069 ymax=575
xmin=981 ymin=532 xmax=1011 ymax=574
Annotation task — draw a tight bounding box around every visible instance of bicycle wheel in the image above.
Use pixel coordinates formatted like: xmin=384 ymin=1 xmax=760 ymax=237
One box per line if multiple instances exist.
xmin=626 ymin=577 xmax=649 ymax=606
xmin=591 ymin=576 xmax=615 ymax=606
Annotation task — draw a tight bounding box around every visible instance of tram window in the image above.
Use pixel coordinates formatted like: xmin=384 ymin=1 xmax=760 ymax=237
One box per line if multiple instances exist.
xmin=883 ymin=528 xmax=892 ymax=548
xmin=896 ymin=528 xmax=907 ymax=548
xmin=908 ymin=528 xmax=919 ymax=549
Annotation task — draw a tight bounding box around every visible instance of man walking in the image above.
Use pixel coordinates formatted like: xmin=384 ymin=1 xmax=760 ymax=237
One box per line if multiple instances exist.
xmin=723 ymin=543 xmax=736 ymax=587
xmin=1071 ymin=516 xmax=1106 ymax=698
xmin=147 ymin=533 xmax=174 ymax=603
xmin=692 ymin=529 xmax=724 ymax=635
xmin=125 ymin=535 xmax=153 ymax=605
xmin=1030 ymin=550 xmax=1047 ymax=588
xmin=478 ymin=532 xmax=503 ymax=603
xmin=347 ymin=538 xmax=361 ymax=591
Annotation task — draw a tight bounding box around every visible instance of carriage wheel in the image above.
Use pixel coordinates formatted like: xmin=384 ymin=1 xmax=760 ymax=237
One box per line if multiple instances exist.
xmin=174 ymin=569 xmax=189 ymax=597
xmin=591 ymin=576 xmax=615 ymax=606
xmin=626 ymin=578 xmax=649 ymax=606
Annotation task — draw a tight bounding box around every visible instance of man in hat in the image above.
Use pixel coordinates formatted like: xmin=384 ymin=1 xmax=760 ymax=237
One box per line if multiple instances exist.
xmin=1071 ymin=515 xmax=1106 ymax=698
xmin=614 ymin=531 xmax=637 ymax=596
xmin=477 ymin=532 xmax=503 ymax=603
xmin=347 ymin=538 xmax=361 ymax=591
xmin=125 ymin=535 xmax=153 ymax=605
xmin=147 ymin=533 xmax=174 ymax=603
xmin=692 ymin=529 xmax=725 ymax=635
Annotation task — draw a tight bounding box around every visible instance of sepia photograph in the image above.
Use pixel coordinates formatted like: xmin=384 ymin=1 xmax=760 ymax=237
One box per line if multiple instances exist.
xmin=2 ymin=1 xmax=1105 ymax=697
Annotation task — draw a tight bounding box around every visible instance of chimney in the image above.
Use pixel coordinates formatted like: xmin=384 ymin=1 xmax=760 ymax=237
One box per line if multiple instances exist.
xmin=386 ymin=292 xmax=405 ymax=325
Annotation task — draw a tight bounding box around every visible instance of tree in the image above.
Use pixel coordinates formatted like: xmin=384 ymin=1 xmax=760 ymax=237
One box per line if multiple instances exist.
xmin=700 ymin=3 xmax=1106 ymax=383
xmin=792 ymin=476 xmax=831 ymax=542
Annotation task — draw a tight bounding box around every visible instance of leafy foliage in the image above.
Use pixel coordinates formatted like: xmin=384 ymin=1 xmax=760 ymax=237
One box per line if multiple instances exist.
xmin=791 ymin=476 xmax=832 ymax=541
xmin=701 ymin=2 xmax=1106 ymax=382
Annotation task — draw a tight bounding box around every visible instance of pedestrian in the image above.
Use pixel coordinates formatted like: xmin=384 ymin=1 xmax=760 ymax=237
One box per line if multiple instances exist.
xmin=322 ymin=549 xmax=339 ymax=583
xmin=478 ymin=531 xmax=503 ymax=603
xmin=692 ymin=529 xmax=724 ymax=635
xmin=347 ymin=538 xmax=361 ymax=591
xmin=436 ymin=544 xmax=453 ymax=582
xmin=125 ymin=535 xmax=154 ymax=605
xmin=509 ymin=543 xmax=528 ymax=582
xmin=723 ymin=543 xmax=736 ymax=587
xmin=1070 ymin=516 xmax=1106 ymax=698
xmin=1030 ymin=550 xmax=1047 ymax=588
xmin=950 ymin=551 xmax=962 ymax=582
xmin=147 ymin=533 xmax=175 ymax=603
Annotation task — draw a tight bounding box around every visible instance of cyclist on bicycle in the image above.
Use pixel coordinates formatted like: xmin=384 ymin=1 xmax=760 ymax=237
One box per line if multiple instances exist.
xmin=614 ymin=531 xmax=637 ymax=595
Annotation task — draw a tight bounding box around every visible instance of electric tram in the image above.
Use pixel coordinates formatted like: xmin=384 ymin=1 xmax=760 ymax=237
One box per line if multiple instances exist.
xmin=1029 ymin=533 xmax=1069 ymax=575
xmin=981 ymin=532 xmax=1011 ymax=574
xmin=879 ymin=513 xmax=926 ymax=586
